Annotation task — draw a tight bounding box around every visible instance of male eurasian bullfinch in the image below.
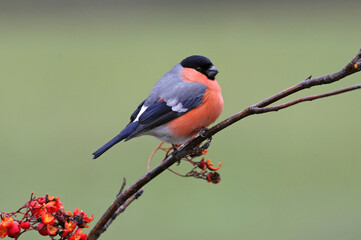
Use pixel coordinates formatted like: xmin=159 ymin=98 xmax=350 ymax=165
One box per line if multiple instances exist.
xmin=92 ymin=55 xmax=223 ymax=159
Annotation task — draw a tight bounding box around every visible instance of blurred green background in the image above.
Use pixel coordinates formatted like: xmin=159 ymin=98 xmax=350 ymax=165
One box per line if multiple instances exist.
xmin=1 ymin=1 xmax=361 ymax=239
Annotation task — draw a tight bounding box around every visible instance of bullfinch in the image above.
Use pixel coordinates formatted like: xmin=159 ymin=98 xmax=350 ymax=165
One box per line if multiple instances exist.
xmin=92 ymin=55 xmax=223 ymax=159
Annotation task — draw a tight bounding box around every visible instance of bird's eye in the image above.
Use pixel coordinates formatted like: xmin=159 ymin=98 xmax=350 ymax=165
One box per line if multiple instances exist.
xmin=196 ymin=67 xmax=202 ymax=71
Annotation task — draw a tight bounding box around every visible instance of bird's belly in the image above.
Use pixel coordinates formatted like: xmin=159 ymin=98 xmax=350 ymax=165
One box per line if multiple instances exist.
xmin=145 ymin=125 xmax=192 ymax=144
xmin=166 ymin=90 xmax=223 ymax=142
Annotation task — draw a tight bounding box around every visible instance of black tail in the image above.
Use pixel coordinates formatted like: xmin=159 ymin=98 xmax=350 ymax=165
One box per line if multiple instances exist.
xmin=92 ymin=122 xmax=138 ymax=159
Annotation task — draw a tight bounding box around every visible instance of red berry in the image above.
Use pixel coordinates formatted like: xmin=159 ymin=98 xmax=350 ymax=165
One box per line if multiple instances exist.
xmin=38 ymin=223 xmax=48 ymax=236
xmin=47 ymin=224 xmax=58 ymax=236
xmin=37 ymin=196 xmax=46 ymax=204
xmin=39 ymin=228 xmax=49 ymax=236
xmin=7 ymin=221 xmax=20 ymax=238
xmin=45 ymin=203 xmax=59 ymax=213
xmin=30 ymin=200 xmax=43 ymax=217
xmin=206 ymin=172 xmax=221 ymax=184
xmin=60 ymin=229 xmax=70 ymax=237
xmin=20 ymin=221 xmax=30 ymax=229
xmin=30 ymin=200 xmax=39 ymax=208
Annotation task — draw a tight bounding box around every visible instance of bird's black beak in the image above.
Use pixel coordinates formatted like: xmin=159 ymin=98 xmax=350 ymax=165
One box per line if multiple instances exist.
xmin=206 ymin=65 xmax=218 ymax=80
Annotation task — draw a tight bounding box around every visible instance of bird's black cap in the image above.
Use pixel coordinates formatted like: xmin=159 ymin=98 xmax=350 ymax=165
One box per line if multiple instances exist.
xmin=181 ymin=55 xmax=218 ymax=80
xmin=181 ymin=55 xmax=213 ymax=69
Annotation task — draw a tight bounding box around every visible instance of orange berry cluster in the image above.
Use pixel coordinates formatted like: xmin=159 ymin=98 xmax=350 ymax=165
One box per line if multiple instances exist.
xmin=197 ymin=158 xmax=221 ymax=184
xmin=0 ymin=194 xmax=93 ymax=239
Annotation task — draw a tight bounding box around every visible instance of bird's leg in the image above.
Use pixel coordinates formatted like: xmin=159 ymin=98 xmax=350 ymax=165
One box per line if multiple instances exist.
xmin=192 ymin=127 xmax=213 ymax=143
xmin=148 ymin=142 xmax=183 ymax=171
xmin=171 ymin=144 xmax=179 ymax=152
xmin=147 ymin=141 xmax=164 ymax=172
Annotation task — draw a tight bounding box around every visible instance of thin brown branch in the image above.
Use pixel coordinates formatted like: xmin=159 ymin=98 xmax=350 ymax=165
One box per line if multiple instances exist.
xmin=204 ymin=49 xmax=361 ymax=137
xmin=87 ymin=48 xmax=361 ymax=240
xmin=254 ymin=52 xmax=361 ymax=108
xmin=101 ymin=188 xmax=144 ymax=234
xmin=251 ymin=83 xmax=361 ymax=114
xmin=167 ymin=167 xmax=188 ymax=177
xmin=117 ymin=177 xmax=127 ymax=196
xmin=92 ymin=178 xmax=144 ymax=236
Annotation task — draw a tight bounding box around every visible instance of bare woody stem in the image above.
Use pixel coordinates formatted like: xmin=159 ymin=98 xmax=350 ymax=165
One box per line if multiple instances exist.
xmin=251 ymin=83 xmax=361 ymax=114
xmin=99 ymin=178 xmax=144 ymax=235
xmin=205 ymin=50 xmax=361 ymax=137
xmin=87 ymin=48 xmax=361 ymax=240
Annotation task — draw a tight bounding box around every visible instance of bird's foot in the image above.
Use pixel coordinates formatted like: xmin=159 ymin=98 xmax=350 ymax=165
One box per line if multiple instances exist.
xmin=198 ymin=127 xmax=212 ymax=142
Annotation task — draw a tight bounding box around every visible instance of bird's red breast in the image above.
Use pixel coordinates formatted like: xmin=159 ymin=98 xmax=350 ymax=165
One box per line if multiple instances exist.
xmin=166 ymin=68 xmax=223 ymax=139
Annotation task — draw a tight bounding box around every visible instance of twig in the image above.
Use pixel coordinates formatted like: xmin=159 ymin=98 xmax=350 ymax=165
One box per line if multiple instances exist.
xmin=87 ymin=48 xmax=361 ymax=240
xmin=204 ymin=49 xmax=361 ymax=137
xmin=117 ymin=177 xmax=127 ymax=196
xmin=167 ymin=167 xmax=187 ymax=177
xmin=93 ymin=178 xmax=144 ymax=236
xmin=251 ymin=83 xmax=361 ymax=113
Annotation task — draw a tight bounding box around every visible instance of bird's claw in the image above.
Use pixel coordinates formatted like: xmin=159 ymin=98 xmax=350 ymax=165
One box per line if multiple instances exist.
xmin=199 ymin=127 xmax=208 ymax=138
xmin=199 ymin=128 xmax=212 ymax=143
